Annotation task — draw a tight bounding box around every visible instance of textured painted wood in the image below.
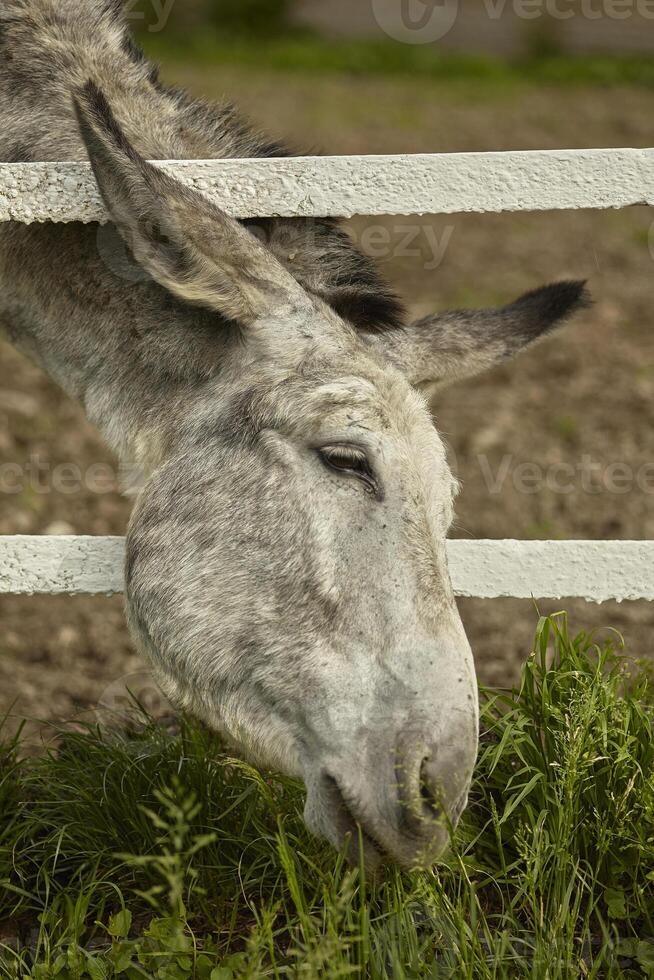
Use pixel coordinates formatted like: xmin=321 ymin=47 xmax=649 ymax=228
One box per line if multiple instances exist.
xmin=2 ymin=149 xmax=654 ymax=223
xmin=0 ymin=536 xmax=125 ymax=596
xmin=1 ymin=537 xmax=652 ymax=601
xmin=447 ymin=540 xmax=654 ymax=603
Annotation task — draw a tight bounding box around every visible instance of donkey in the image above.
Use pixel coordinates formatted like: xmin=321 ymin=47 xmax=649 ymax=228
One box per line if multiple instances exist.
xmin=0 ymin=0 xmax=588 ymax=868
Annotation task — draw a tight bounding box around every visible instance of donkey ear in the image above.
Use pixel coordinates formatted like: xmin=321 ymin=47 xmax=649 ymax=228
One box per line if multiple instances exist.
xmin=73 ymin=81 xmax=310 ymax=324
xmin=370 ymin=282 xmax=591 ymax=392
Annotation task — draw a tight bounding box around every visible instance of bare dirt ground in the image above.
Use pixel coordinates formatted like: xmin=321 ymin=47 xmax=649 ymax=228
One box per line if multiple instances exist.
xmin=1 ymin=64 xmax=653 ymax=739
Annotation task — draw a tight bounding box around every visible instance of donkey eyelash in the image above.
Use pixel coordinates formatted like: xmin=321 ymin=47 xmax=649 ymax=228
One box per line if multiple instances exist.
xmin=318 ymin=445 xmax=379 ymax=495
xmin=321 ymin=445 xmax=368 ymax=469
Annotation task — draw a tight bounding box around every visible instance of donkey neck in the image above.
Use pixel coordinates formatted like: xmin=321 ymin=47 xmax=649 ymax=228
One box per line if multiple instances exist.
xmin=0 ymin=220 xmax=234 ymax=466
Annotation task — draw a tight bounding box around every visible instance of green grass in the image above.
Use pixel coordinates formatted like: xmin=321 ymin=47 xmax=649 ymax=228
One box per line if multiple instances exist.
xmin=1 ymin=614 xmax=653 ymax=978
xmin=140 ymin=32 xmax=654 ymax=89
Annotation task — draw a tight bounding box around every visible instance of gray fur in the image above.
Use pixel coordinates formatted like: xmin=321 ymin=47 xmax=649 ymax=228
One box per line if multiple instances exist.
xmin=0 ymin=0 xmax=589 ymax=868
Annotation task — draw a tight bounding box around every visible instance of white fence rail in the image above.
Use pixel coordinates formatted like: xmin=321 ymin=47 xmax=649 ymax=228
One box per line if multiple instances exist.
xmin=1 ymin=151 xmax=652 ymax=603
xmin=0 ymin=537 xmax=652 ymax=603
xmin=2 ymin=149 xmax=654 ymax=223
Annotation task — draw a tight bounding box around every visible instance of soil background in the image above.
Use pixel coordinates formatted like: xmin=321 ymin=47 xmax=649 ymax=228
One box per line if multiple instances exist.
xmin=1 ymin=63 xmax=653 ymax=741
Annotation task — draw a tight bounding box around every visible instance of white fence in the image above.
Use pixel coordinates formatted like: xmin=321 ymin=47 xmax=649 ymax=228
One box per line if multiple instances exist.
xmin=2 ymin=150 xmax=654 ymax=222
xmin=1 ymin=153 xmax=653 ymax=602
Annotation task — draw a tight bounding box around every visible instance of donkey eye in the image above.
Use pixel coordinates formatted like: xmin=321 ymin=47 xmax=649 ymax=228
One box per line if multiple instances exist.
xmin=319 ymin=445 xmax=378 ymax=494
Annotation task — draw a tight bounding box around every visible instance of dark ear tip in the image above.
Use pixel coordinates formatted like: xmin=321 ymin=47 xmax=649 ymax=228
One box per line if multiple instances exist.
xmin=554 ymin=279 xmax=593 ymax=313
xmin=510 ymin=279 xmax=593 ymax=332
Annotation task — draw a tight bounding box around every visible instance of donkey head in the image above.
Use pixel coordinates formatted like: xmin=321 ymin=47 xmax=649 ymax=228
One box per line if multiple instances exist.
xmin=75 ymin=83 xmax=589 ymax=869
